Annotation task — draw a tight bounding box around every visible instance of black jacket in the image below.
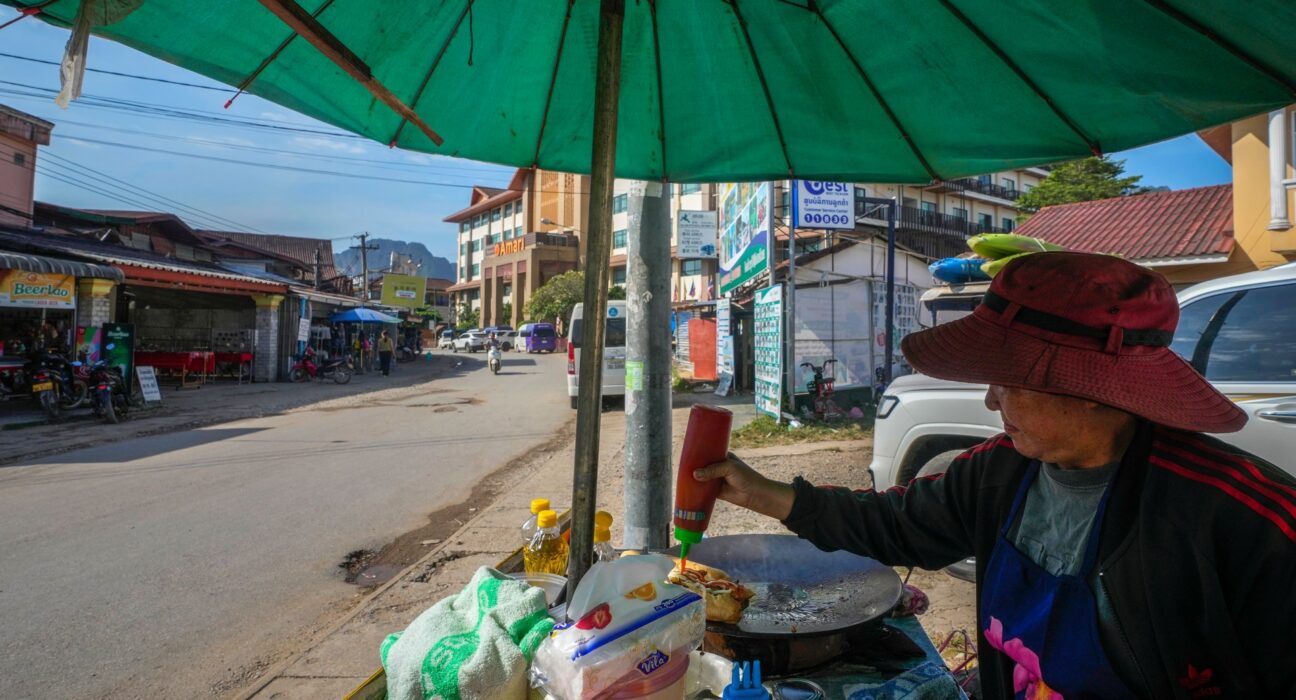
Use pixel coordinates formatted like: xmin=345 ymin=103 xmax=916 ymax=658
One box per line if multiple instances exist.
xmin=782 ymin=422 xmax=1296 ymax=699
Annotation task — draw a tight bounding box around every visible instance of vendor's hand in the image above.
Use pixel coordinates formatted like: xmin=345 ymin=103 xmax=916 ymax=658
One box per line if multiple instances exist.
xmin=694 ymin=453 xmax=796 ymax=521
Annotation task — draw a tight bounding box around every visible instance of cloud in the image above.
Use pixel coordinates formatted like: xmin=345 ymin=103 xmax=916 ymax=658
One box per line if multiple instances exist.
xmin=63 ymin=137 xmax=103 ymax=150
xmin=291 ymin=136 xmax=368 ymax=155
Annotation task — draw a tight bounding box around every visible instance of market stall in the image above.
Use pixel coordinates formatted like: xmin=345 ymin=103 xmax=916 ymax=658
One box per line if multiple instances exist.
xmin=0 ymin=250 xmax=121 ymax=359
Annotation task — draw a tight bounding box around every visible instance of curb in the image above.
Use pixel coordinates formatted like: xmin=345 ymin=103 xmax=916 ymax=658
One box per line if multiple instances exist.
xmin=231 ymin=419 xmax=576 ymax=700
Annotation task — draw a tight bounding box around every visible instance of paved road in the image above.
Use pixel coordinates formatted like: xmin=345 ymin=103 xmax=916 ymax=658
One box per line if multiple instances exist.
xmin=0 ymin=351 xmax=570 ymax=699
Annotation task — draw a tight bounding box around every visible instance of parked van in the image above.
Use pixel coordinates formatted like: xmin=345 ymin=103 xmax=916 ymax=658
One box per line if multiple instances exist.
xmin=566 ymin=301 xmax=627 ymax=409
xmin=519 ymin=323 xmax=558 ymax=353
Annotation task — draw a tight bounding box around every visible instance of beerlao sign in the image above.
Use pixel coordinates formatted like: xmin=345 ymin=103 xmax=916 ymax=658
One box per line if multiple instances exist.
xmin=0 ymin=270 xmax=75 ymax=309
xmin=494 ymin=238 xmax=525 ymax=256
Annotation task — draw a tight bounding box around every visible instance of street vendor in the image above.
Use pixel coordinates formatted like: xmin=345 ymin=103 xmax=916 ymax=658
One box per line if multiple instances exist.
xmin=697 ymin=252 xmax=1295 ymax=698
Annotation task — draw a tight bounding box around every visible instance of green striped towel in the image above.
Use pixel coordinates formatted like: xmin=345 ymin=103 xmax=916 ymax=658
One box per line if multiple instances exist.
xmin=381 ymin=567 xmax=555 ymax=700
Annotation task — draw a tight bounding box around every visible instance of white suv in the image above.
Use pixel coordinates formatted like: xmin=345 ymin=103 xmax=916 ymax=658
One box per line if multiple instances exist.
xmin=871 ymin=263 xmax=1296 ymax=493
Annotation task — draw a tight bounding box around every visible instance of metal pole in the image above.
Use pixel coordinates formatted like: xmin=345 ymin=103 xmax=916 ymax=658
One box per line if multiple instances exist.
xmin=568 ymin=0 xmax=624 ymax=599
xmin=884 ymin=198 xmax=896 ymax=385
xmin=786 ymin=180 xmax=798 ymax=414
xmin=623 ymin=180 xmax=673 ymax=550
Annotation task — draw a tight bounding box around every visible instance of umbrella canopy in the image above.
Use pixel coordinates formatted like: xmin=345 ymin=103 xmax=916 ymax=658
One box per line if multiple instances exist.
xmin=10 ymin=0 xmax=1296 ymax=182
xmin=330 ymin=308 xmax=400 ymax=324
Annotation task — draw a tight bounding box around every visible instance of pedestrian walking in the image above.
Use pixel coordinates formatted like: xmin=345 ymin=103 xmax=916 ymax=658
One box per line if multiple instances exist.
xmin=378 ymin=330 xmax=394 ymax=376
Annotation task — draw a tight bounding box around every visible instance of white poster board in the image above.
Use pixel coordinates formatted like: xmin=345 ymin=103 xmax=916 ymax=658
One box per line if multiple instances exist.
xmin=715 ymin=298 xmax=733 ymax=396
xmin=754 ymin=285 xmax=783 ymax=419
xmin=794 ymin=181 xmax=854 ymax=229
xmin=297 ymin=318 xmax=311 ymax=343
xmin=676 ymin=210 xmax=718 ymax=258
xmin=136 ymin=366 xmax=163 ymax=403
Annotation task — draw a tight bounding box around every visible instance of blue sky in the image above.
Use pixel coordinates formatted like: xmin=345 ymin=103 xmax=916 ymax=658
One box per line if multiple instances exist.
xmin=1 ymin=8 xmax=1231 ymax=261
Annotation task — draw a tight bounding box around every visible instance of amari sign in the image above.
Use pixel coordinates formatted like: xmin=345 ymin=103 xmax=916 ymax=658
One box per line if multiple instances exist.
xmin=0 ymin=270 xmax=76 ymax=309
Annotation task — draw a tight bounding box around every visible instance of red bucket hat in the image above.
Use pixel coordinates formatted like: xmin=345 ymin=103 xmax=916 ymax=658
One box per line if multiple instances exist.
xmin=901 ymin=251 xmax=1246 ymax=433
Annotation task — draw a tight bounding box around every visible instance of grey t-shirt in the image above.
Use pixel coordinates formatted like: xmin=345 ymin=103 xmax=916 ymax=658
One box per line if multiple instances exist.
xmin=1010 ymin=461 xmax=1118 ymax=576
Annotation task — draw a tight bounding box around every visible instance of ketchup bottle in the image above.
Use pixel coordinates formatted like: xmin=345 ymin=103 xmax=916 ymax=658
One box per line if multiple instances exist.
xmin=674 ymin=405 xmax=734 ymax=563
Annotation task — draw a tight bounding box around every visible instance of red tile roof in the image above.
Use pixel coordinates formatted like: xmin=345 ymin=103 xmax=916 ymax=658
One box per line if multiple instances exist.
xmin=1016 ymin=185 xmax=1233 ymax=263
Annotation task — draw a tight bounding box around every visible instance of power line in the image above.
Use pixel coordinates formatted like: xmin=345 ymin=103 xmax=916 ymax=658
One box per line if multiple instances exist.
xmin=0 ymin=51 xmax=231 ymax=92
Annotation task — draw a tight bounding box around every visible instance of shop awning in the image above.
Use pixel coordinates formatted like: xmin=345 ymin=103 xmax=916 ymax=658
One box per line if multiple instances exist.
xmin=0 ymin=249 xmax=124 ymax=282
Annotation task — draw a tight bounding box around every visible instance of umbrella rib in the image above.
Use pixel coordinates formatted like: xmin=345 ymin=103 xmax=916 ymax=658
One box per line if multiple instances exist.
xmin=935 ymin=0 xmax=1101 ymax=155
xmin=388 ymin=0 xmax=474 ymax=147
xmin=1140 ymin=0 xmax=1296 ymax=98
xmin=812 ymin=5 xmax=939 ymax=182
xmin=532 ymin=0 xmax=577 ymax=168
xmin=727 ymin=0 xmax=794 ymax=176
xmin=649 ymin=0 xmax=668 ymax=178
xmin=256 ymin=0 xmax=444 ymax=145
xmin=226 ymin=0 xmax=336 ymax=109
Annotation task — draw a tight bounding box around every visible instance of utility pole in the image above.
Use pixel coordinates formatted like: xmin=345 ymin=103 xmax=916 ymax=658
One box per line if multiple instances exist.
xmin=313 ymin=247 xmax=322 ymax=290
xmin=623 ymin=180 xmax=673 ymax=550
xmin=353 ymin=232 xmax=378 ymax=306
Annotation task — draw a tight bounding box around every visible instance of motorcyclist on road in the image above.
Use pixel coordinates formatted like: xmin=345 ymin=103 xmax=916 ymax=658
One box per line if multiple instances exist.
xmin=486 ymin=332 xmax=500 ymax=350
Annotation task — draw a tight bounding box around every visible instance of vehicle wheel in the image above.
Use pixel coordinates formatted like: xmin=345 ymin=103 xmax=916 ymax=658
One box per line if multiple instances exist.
xmin=101 ymin=389 xmax=120 ymax=424
xmin=114 ymin=392 xmax=130 ymax=420
xmin=570 ymin=395 xmax=579 ymax=410
xmin=63 ymin=379 xmax=89 ymax=409
xmin=913 ymin=450 xmax=978 ymax=582
xmin=39 ymin=391 xmax=59 ymax=420
xmin=289 ymin=367 xmax=308 ymax=383
xmin=452 ymin=345 xmax=458 ymax=353
xmin=333 ymin=367 xmax=353 ymax=384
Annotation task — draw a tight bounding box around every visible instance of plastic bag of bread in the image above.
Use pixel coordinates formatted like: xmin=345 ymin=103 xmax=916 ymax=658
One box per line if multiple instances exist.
xmin=530 ymin=554 xmax=704 ymax=700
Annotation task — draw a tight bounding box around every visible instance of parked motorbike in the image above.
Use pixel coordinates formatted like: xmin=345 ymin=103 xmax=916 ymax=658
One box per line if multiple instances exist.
xmin=24 ymin=349 xmax=87 ymax=419
xmin=289 ymin=347 xmax=353 ymax=384
xmin=87 ymin=360 xmax=130 ymax=424
xmin=488 ymin=346 xmax=502 ymax=375
xmin=397 ymin=345 xmax=417 ymax=362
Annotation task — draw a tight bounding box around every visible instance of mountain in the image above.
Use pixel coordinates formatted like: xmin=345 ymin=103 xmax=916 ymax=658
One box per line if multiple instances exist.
xmin=334 ymin=238 xmax=455 ymax=280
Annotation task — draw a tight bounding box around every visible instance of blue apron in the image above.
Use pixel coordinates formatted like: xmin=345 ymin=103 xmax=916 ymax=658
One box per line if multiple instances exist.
xmin=979 ymin=462 xmax=1137 ymax=699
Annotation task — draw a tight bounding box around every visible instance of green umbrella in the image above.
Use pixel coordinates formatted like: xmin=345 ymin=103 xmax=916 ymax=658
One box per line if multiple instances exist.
xmin=8 ymin=0 xmax=1295 ymax=182
xmin=11 ymin=0 xmax=1296 ymax=590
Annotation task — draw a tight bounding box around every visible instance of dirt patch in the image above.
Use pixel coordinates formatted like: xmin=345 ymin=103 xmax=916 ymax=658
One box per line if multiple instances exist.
xmin=338 ymin=548 xmax=378 ymax=583
xmin=433 ymin=406 xmax=459 ymax=414
xmin=360 ymin=421 xmax=576 ymax=576
xmin=410 ymin=550 xmax=468 ymax=583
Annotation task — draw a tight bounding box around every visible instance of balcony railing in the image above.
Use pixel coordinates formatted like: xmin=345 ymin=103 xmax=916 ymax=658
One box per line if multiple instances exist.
xmin=928 ymin=178 xmax=1020 ymax=201
xmin=856 ymin=202 xmax=1013 ymax=259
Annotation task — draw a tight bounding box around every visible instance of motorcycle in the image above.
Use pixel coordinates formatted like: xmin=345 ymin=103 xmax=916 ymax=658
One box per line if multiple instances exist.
xmin=487 ymin=345 xmax=502 ymax=375
xmin=24 ymin=349 xmax=87 ymax=419
xmin=289 ymin=347 xmax=353 ymax=384
xmin=87 ymin=360 xmax=131 ymax=424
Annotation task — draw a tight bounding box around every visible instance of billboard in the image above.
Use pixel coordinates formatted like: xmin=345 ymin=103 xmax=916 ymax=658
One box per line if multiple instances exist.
xmin=0 ymin=270 xmax=75 ymax=308
xmin=793 ymin=180 xmax=854 ymax=229
xmin=676 ymin=210 xmax=717 ymax=258
xmin=379 ymin=274 xmax=426 ymax=309
xmin=717 ymin=183 xmax=770 ymax=295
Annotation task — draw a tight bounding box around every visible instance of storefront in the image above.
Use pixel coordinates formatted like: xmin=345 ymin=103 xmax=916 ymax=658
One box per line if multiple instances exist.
xmin=480 ymin=232 xmax=580 ymax=328
xmin=0 ymin=249 xmax=122 ymax=360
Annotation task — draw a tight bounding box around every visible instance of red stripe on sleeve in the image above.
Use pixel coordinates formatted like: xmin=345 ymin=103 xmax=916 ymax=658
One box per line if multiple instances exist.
xmin=1149 ymin=455 xmax=1296 ymax=543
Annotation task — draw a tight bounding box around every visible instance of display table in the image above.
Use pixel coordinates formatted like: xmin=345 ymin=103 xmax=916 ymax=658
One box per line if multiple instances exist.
xmin=135 ymin=351 xmax=214 ymax=387
xmin=213 ymin=352 xmax=253 ymax=383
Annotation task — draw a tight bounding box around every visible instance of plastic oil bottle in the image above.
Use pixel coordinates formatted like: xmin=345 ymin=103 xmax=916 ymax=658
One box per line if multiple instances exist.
xmin=521 ymin=498 xmax=551 ymax=546
xmin=524 ymin=509 xmax=569 ymax=576
xmin=593 ymin=510 xmax=616 ymax=563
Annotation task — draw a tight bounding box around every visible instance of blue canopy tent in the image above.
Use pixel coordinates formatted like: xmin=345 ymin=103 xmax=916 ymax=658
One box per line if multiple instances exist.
xmin=330 ymin=308 xmax=401 ymax=324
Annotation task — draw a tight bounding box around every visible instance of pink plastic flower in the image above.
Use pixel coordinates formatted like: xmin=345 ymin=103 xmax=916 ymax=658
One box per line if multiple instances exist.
xmin=984 ymin=616 xmax=1063 ymax=700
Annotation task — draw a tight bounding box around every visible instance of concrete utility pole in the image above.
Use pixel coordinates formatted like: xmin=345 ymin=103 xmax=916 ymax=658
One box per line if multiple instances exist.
xmin=353 ymin=232 xmax=378 ymax=306
xmin=623 ymin=180 xmax=673 ymax=550
xmin=313 ymin=247 xmax=322 ymax=290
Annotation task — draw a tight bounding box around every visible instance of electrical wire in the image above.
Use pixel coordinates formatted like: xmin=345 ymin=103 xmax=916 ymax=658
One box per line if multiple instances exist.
xmin=0 ymin=50 xmax=232 ymax=92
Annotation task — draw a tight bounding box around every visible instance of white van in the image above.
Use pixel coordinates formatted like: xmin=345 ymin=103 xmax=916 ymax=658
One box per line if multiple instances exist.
xmin=566 ymin=301 xmax=628 ymax=409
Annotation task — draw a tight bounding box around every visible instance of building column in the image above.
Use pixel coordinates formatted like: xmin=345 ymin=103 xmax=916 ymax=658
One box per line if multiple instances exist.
xmin=1269 ymin=108 xmax=1290 ymax=230
xmin=76 ymin=278 xmax=115 ymax=328
xmin=251 ymin=294 xmax=284 ymax=382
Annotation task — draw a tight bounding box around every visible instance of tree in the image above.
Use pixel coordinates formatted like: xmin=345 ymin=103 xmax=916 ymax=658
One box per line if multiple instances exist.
xmin=456 ymin=303 xmax=479 ymax=330
xmin=1016 ymin=156 xmax=1146 ymax=219
xmin=608 ymin=285 xmax=627 ymax=300
xmin=525 ymin=270 xmax=588 ymax=327
xmin=500 ymin=302 xmax=513 ymax=324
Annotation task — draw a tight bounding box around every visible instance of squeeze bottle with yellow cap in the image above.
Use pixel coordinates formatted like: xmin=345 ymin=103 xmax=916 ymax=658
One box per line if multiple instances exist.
xmin=593 ymin=510 xmax=616 ymax=563
xmin=523 ymin=509 xmax=568 ymax=576
xmin=521 ymin=498 xmax=551 ymax=546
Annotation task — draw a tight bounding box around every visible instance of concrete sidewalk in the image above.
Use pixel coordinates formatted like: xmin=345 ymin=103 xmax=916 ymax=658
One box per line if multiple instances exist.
xmin=240 ymin=391 xmax=760 ymax=700
xmin=0 ymin=352 xmax=471 ymax=466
